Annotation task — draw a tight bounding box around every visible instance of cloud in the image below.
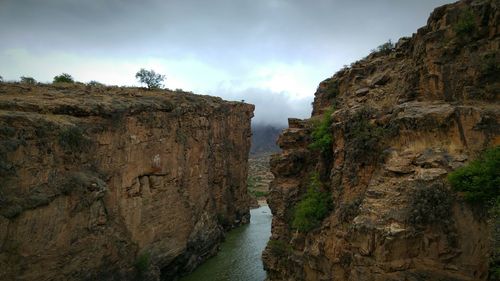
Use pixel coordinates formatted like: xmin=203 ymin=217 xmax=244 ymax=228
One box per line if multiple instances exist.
xmin=0 ymin=0 xmax=455 ymax=125
xmin=212 ymin=87 xmax=312 ymax=126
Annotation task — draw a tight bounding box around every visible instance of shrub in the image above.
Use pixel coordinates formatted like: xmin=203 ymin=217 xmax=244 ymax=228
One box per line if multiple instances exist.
xmin=0 ymin=75 xmax=3 ymax=82
xmin=87 ymin=80 xmax=104 ymax=87
xmin=20 ymin=76 xmax=36 ymax=85
xmin=371 ymin=39 xmax=394 ymax=55
xmin=454 ymin=9 xmax=476 ymax=38
xmin=345 ymin=107 xmax=386 ymax=164
xmin=292 ymin=173 xmax=332 ymax=232
xmin=58 ymin=126 xmax=90 ymax=151
xmin=135 ymin=68 xmax=165 ymax=89
xmin=309 ymin=107 xmax=335 ymax=155
xmin=53 ymin=73 xmax=75 ymax=83
xmin=408 ymin=183 xmax=452 ymax=226
xmin=448 ymin=146 xmax=499 ymax=205
xmin=268 ymin=240 xmax=292 ymax=257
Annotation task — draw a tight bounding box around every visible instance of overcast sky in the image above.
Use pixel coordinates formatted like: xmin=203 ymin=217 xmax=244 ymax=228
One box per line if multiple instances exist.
xmin=0 ymin=0 xmax=453 ymax=126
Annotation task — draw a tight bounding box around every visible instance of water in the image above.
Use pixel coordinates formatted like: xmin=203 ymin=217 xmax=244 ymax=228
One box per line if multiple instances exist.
xmin=180 ymin=205 xmax=272 ymax=281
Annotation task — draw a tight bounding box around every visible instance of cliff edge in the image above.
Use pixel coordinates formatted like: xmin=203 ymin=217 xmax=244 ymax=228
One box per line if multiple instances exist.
xmin=263 ymin=0 xmax=499 ymax=280
xmin=0 ymin=84 xmax=254 ymax=280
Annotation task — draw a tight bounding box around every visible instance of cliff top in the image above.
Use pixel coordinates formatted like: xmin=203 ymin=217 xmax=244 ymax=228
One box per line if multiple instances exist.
xmin=0 ymin=83 xmax=253 ymax=118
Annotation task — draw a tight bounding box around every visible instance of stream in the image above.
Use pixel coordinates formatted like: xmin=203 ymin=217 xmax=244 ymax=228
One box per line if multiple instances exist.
xmin=180 ymin=205 xmax=272 ymax=281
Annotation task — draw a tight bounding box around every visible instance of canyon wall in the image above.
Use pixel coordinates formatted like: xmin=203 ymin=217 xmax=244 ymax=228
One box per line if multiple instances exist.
xmin=0 ymin=84 xmax=254 ymax=280
xmin=263 ymin=0 xmax=499 ymax=280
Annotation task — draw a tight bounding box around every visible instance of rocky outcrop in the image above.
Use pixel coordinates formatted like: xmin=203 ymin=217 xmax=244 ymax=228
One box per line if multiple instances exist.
xmin=0 ymin=84 xmax=254 ymax=280
xmin=263 ymin=0 xmax=499 ymax=280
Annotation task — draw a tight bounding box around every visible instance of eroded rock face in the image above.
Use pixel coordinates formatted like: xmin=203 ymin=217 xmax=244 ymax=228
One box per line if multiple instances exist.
xmin=0 ymin=84 xmax=254 ymax=280
xmin=263 ymin=0 xmax=499 ymax=280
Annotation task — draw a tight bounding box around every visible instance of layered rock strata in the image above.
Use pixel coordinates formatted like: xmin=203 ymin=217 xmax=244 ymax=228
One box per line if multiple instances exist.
xmin=263 ymin=0 xmax=499 ymax=280
xmin=0 ymin=84 xmax=254 ymax=280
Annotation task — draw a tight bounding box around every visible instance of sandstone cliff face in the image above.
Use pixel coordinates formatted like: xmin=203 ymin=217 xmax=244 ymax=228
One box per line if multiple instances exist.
xmin=0 ymin=84 xmax=254 ymax=280
xmin=263 ymin=0 xmax=499 ymax=280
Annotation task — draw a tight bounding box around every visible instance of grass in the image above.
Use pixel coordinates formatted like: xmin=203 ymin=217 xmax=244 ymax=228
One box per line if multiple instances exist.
xmin=292 ymin=173 xmax=332 ymax=232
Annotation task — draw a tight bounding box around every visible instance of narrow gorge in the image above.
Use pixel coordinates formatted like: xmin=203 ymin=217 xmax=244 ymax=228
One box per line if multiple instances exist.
xmin=264 ymin=0 xmax=499 ymax=280
xmin=0 ymin=84 xmax=254 ymax=280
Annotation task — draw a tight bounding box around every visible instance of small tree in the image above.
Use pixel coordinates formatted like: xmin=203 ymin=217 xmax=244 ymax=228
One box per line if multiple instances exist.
xmin=20 ymin=76 xmax=36 ymax=85
xmin=135 ymin=68 xmax=165 ymax=89
xmin=0 ymin=75 xmax=3 ymax=82
xmin=53 ymin=73 xmax=75 ymax=83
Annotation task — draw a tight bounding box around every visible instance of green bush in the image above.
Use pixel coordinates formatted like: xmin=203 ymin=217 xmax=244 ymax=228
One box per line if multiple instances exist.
xmin=309 ymin=107 xmax=335 ymax=154
xmin=454 ymin=9 xmax=476 ymax=38
xmin=58 ymin=126 xmax=90 ymax=151
xmin=292 ymin=173 xmax=332 ymax=232
xmin=268 ymin=240 xmax=292 ymax=257
xmin=20 ymin=76 xmax=36 ymax=85
xmin=490 ymin=199 xmax=500 ymax=280
xmin=53 ymin=73 xmax=75 ymax=83
xmin=448 ymin=146 xmax=499 ymax=205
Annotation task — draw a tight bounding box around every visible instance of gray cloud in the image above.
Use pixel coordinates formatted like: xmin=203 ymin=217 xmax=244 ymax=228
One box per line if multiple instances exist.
xmin=211 ymin=87 xmax=312 ymax=126
xmin=0 ymin=0 xmax=454 ymax=124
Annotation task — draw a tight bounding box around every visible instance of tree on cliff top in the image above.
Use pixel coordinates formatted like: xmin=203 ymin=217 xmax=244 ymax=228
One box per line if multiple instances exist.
xmin=53 ymin=73 xmax=75 ymax=83
xmin=135 ymin=68 xmax=165 ymax=90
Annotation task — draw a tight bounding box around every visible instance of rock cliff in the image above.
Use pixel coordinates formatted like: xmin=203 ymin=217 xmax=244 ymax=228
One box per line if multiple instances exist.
xmin=263 ymin=0 xmax=499 ymax=280
xmin=0 ymin=84 xmax=254 ymax=280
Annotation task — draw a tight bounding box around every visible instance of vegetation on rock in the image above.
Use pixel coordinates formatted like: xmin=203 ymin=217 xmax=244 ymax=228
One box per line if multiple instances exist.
xmin=408 ymin=182 xmax=452 ymax=226
xmin=345 ymin=107 xmax=386 ymax=164
xmin=53 ymin=73 xmax=75 ymax=83
xmin=448 ymin=146 xmax=499 ymax=205
xmin=20 ymin=76 xmax=36 ymax=85
xmin=134 ymin=252 xmax=150 ymax=279
xmin=371 ymin=39 xmax=394 ymax=55
xmin=292 ymin=173 xmax=332 ymax=232
xmin=268 ymin=240 xmax=292 ymax=257
xmin=454 ymin=9 xmax=476 ymax=38
xmin=309 ymin=107 xmax=334 ymax=155
xmin=87 ymin=80 xmax=105 ymax=87
xmin=448 ymin=146 xmax=500 ymax=279
xmin=58 ymin=126 xmax=91 ymax=151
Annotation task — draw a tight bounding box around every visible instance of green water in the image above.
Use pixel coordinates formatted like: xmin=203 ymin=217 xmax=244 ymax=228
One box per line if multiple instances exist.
xmin=180 ymin=205 xmax=272 ymax=281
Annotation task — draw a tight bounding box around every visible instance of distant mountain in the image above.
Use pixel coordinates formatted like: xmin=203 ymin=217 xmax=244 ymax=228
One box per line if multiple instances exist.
xmin=250 ymin=124 xmax=283 ymax=155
